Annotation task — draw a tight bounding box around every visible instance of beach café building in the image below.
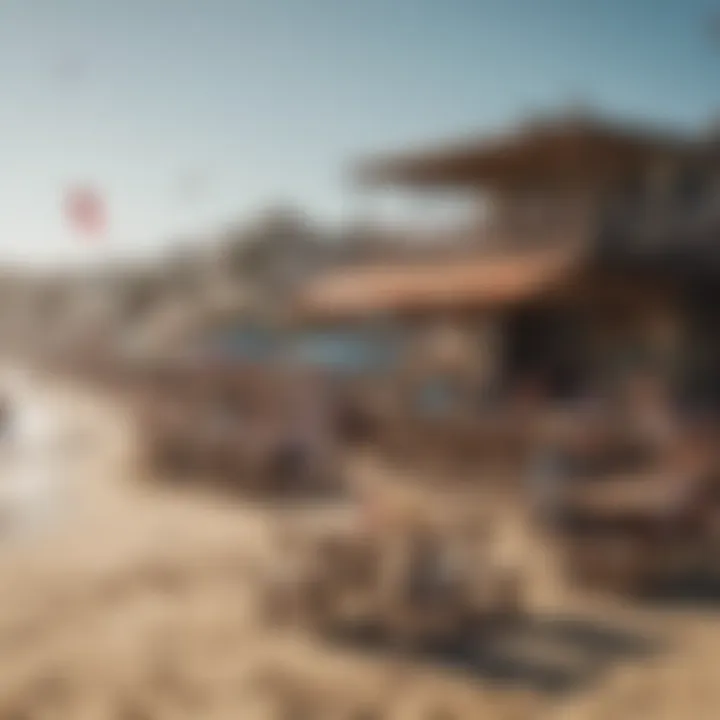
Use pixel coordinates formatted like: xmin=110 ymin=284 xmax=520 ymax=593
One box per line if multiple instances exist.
xmin=292 ymin=112 xmax=720 ymax=413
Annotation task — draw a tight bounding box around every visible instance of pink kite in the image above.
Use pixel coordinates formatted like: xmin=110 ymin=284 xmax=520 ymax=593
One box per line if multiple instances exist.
xmin=65 ymin=187 xmax=107 ymax=239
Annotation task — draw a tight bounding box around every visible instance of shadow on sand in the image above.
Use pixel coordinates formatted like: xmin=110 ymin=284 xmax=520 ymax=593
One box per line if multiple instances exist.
xmin=645 ymin=570 xmax=720 ymax=611
xmin=334 ymin=614 xmax=662 ymax=696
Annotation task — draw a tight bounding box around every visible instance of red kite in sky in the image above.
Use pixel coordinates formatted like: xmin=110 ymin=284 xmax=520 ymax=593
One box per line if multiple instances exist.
xmin=65 ymin=187 xmax=107 ymax=240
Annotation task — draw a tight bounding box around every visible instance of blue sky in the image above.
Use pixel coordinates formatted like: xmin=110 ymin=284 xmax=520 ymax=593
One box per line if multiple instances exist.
xmin=0 ymin=0 xmax=718 ymax=266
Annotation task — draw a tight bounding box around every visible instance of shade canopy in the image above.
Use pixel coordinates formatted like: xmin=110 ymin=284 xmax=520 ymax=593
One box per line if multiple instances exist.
xmin=295 ymin=244 xmax=584 ymax=320
xmin=355 ymin=115 xmax=688 ymax=190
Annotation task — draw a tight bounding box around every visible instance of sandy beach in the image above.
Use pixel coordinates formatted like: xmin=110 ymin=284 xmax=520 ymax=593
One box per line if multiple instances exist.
xmin=0 ymin=370 xmax=716 ymax=718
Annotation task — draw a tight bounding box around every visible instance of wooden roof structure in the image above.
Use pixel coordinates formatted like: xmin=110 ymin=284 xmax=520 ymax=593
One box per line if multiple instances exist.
xmin=294 ymin=244 xmax=584 ymax=321
xmin=355 ymin=114 xmax=689 ymax=190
